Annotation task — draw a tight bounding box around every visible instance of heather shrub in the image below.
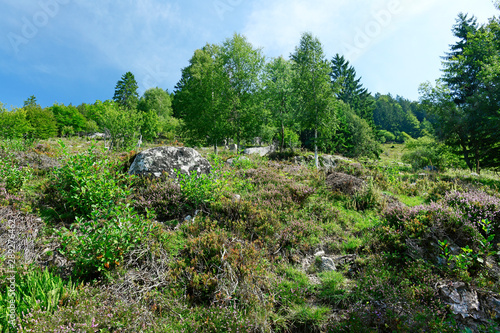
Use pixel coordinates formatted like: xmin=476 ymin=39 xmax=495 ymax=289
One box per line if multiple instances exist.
xmin=56 ymin=203 xmax=152 ymax=279
xmin=426 ymin=180 xmax=463 ymax=202
xmin=277 ymin=219 xmax=321 ymax=253
xmin=18 ymin=284 xmax=156 ymax=332
xmin=172 ymin=304 xmax=258 ymax=333
xmin=210 ymin=197 xmax=281 ymax=244
xmin=174 ymin=219 xmax=271 ymax=307
xmin=239 ymin=167 xmax=315 ymax=210
xmin=443 ymin=190 xmax=500 ymax=227
xmin=133 ymin=174 xmax=187 ymax=221
xmin=332 ymin=258 xmax=454 ymax=333
xmin=48 ymin=143 xmax=132 ymax=220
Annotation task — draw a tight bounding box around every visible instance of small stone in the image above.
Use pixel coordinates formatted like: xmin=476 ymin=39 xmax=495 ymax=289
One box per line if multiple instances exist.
xmin=321 ymin=257 xmax=336 ymax=272
xmin=314 ymin=251 xmax=325 ymax=257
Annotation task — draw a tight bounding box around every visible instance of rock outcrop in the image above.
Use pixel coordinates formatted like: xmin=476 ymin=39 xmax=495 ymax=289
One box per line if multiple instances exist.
xmin=243 ymin=146 xmax=274 ymax=157
xmin=128 ymin=147 xmax=211 ymax=178
xmin=437 ymin=281 xmax=500 ymax=331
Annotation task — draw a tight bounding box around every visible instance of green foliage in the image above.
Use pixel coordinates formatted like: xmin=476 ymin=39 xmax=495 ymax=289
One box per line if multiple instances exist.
xmin=331 ymin=53 xmax=375 ymax=126
xmin=174 ymin=44 xmax=231 ymax=152
xmin=24 ymin=105 xmax=58 ymax=140
xmin=220 ymin=33 xmax=266 ymax=147
xmin=98 ymin=101 xmax=142 ymax=150
xmin=49 ymin=103 xmax=87 ymax=136
xmin=291 ymin=32 xmax=336 ymax=167
xmin=0 ymin=105 xmax=32 ymax=139
xmin=48 ymin=143 xmax=131 ymax=220
xmin=274 ymin=266 xmax=312 ymax=307
xmin=138 ymin=87 xmax=173 ymax=119
xmin=317 ymin=270 xmax=347 ymax=306
xmin=0 ymin=152 xmax=33 ymax=193
xmin=263 ymin=56 xmax=297 ymax=152
xmin=373 ymin=94 xmax=426 ymax=140
xmin=113 ymin=71 xmax=139 ymax=110
xmin=336 ymin=104 xmax=381 ymax=158
xmin=0 ymin=267 xmax=76 ymax=330
xmin=402 ymin=136 xmax=457 ymax=171
xmin=177 ymin=155 xmax=228 ymax=210
xmin=140 ymin=109 xmax=160 ymax=142
xmin=420 ymin=14 xmax=500 ymax=172
xmin=379 ymin=129 xmax=396 ymax=143
xmin=57 ymin=203 xmax=152 ymax=279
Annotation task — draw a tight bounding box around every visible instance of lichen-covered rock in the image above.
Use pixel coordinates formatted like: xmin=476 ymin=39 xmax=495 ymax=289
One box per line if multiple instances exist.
xmin=437 ymin=281 xmax=500 ymax=331
xmin=243 ymin=146 xmax=274 ymax=157
xmin=128 ymin=147 xmax=211 ymax=177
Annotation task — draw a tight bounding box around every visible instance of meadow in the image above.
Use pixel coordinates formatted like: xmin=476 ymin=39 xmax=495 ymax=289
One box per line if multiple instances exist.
xmin=1 ymin=138 xmax=499 ymax=332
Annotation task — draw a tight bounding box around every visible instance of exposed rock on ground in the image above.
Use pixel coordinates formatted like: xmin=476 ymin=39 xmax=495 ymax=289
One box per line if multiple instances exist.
xmin=325 ymin=172 xmax=365 ymax=195
xmin=243 ymin=146 xmax=274 ymax=157
xmin=128 ymin=146 xmax=211 ymax=178
xmin=437 ymin=281 xmax=500 ymax=331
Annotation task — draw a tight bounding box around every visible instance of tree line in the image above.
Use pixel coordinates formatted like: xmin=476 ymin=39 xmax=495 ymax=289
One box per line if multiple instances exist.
xmin=0 ymin=11 xmax=498 ymax=172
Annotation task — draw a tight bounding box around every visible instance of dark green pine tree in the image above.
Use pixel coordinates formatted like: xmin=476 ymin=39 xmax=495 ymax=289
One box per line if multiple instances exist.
xmin=330 ymin=54 xmax=374 ymax=126
xmin=113 ymin=72 xmax=139 ymax=110
xmin=442 ymin=13 xmax=479 ymax=105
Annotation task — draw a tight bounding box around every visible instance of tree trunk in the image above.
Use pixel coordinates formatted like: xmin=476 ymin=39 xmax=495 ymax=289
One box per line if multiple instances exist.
xmin=314 ymin=128 xmax=318 ymax=169
xmin=280 ymin=121 xmax=285 ymax=152
xmin=214 ymin=140 xmax=218 ymax=155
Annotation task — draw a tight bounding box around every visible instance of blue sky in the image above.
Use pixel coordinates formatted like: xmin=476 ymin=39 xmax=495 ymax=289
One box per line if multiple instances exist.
xmin=0 ymin=0 xmax=497 ymax=109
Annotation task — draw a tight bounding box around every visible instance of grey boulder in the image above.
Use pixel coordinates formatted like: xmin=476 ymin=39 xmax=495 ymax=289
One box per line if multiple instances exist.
xmin=128 ymin=147 xmax=211 ymax=177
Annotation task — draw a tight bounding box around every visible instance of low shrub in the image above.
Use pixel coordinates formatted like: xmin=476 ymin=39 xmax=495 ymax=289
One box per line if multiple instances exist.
xmin=18 ymin=284 xmax=156 ymax=332
xmin=0 ymin=152 xmax=33 ymax=193
xmin=47 ymin=143 xmax=132 ymax=220
xmin=56 ymin=203 xmax=153 ymax=279
xmin=174 ymin=219 xmax=271 ymax=307
xmin=133 ymin=174 xmax=187 ymax=221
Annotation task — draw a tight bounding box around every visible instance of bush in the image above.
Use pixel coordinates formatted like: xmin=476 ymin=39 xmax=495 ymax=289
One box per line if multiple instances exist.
xmin=57 ymin=203 xmax=152 ymax=279
xmin=48 ymin=143 xmax=131 ymax=220
xmin=402 ymin=136 xmax=457 ymax=171
xmin=379 ymin=130 xmax=396 ymax=143
xmin=0 ymin=153 xmax=33 ymax=194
